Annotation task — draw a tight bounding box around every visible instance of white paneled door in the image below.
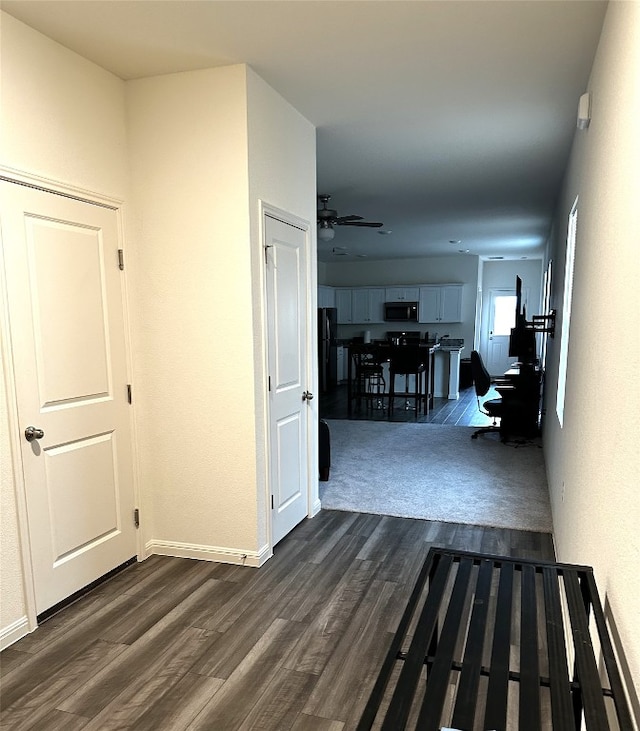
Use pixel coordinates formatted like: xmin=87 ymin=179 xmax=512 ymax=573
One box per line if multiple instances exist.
xmin=485 ymin=289 xmax=518 ymax=376
xmin=1 ymin=181 xmax=137 ymax=615
xmin=264 ymin=214 xmax=310 ymax=546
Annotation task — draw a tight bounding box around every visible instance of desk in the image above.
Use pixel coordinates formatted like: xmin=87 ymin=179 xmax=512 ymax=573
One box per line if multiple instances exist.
xmin=496 ymin=363 xmax=542 ymax=439
xmin=358 ymin=547 xmax=633 ymax=731
xmin=347 ymin=343 xmax=438 ymax=417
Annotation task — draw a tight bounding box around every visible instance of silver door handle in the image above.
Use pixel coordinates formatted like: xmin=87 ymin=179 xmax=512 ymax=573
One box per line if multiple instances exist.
xmin=302 ymin=391 xmax=314 ymax=401
xmin=25 ymin=426 xmax=45 ymax=442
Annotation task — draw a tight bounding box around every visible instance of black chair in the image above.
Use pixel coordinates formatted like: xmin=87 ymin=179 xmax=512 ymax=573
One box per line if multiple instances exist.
xmin=353 ymin=350 xmax=387 ymax=411
xmin=388 ymin=345 xmax=427 ymax=417
xmin=319 ymin=419 xmax=331 ymax=481
xmin=470 ymin=350 xmax=504 ymax=439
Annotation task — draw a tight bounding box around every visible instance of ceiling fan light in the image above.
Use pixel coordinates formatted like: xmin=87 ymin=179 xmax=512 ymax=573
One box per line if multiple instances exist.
xmin=318 ymin=221 xmax=335 ymax=241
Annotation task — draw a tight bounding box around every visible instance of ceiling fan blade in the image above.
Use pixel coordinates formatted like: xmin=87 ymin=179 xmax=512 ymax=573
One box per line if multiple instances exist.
xmin=335 ymin=215 xmax=363 ymax=223
xmin=338 ymin=221 xmax=384 ymax=227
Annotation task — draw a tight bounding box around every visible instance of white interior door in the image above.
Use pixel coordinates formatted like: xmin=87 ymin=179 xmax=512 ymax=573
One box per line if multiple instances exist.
xmin=1 ymin=181 xmax=137 ymax=615
xmin=485 ymin=289 xmax=518 ymax=376
xmin=264 ymin=214 xmax=310 ymax=546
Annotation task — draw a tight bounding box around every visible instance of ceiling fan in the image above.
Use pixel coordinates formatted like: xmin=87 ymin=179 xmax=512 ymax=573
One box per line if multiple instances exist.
xmin=317 ymin=194 xmax=383 ymax=241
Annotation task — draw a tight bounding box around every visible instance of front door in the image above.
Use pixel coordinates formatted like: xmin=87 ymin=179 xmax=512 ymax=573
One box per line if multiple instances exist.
xmin=1 ymin=181 xmax=137 ymax=615
xmin=264 ymin=214 xmax=310 ymax=546
xmin=485 ymin=289 xmax=517 ymax=376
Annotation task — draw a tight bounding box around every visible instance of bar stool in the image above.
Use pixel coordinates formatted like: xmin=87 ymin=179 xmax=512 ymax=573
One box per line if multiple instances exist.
xmin=354 ymin=351 xmax=387 ymax=411
xmin=388 ymin=345 xmax=426 ymax=417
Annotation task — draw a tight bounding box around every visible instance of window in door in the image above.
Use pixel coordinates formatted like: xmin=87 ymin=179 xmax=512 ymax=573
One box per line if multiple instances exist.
xmin=556 ymin=199 xmax=578 ymax=427
xmin=485 ymin=290 xmax=518 ymax=376
xmin=492 ymin=295 xmax=517 ymax=335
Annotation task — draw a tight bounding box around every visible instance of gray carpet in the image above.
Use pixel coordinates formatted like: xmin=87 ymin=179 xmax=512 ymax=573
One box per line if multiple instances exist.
xmin=320 ymin=420 xmax=553 ymax=533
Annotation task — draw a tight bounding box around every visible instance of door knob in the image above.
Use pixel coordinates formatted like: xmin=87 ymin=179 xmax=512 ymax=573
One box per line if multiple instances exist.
xmin=25 ymin=426 xmax=45 ymax=442
xmin=302 ymin=391 xmax=314 ymax=401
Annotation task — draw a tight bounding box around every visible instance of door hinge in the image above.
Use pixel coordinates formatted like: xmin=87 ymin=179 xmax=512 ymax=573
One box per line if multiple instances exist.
xmin=134 ymin=508 xmax=140 ymax=528
xmin=268 ymin=376 xmax=271 ymax=392
xmin=127 ymin=384 xmax=132 ymax=404
xmin=271 ymin=495 xmax=274 ymax=510
xmin=118 ymin=249 xmax=124 ymax=270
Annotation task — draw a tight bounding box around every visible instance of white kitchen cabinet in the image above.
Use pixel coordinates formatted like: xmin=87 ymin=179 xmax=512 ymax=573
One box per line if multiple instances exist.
xmin=318 ymin=285 xmax=335 ymax=309
xmin=384 ymin=286 xmax=420 ymax=302
xmin=335 ymin=288 xmax=353 ymax=323
xmin=418 ymin=284 xmax=463 ymax=323
xmin=337 ymin=287 xmax=385 ymax=324
xmin=352 ymin=287 xmax=386 ymax=323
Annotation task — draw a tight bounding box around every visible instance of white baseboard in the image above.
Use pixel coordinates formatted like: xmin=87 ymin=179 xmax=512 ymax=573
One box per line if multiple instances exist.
xmin=145 ymin=539 xmax=271 ymax=568
xmin=310 ymin=498 xmax=322 ymax=517
xmin=0 ymin=615 xmax=30 ymax=651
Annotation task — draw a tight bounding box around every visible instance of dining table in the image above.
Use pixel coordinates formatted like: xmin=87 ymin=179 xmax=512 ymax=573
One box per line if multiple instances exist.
xmin=346 ymin=341 xmax=439 ymax=417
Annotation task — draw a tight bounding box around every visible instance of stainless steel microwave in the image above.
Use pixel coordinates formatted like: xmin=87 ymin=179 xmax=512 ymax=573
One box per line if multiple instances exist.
xmin=384 ymin=302 xmax=419 ymax=322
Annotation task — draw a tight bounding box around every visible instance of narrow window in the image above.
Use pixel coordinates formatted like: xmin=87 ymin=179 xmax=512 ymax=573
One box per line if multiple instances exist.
xmin=556 ymin=199 xmax=578 ymax=426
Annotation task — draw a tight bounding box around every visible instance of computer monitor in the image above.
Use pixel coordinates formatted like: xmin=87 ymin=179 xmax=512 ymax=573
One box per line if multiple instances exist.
xmin=508 ymin=276 xmax=537 ymax=364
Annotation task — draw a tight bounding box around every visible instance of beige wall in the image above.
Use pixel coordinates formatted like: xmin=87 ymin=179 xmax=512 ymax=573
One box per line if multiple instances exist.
xmin=0 ymin=13 xmax=129 ymax=199
xmin=126 ymin=64 xmax=316 ymax=556
xmin=1 ymin=13 xmax=316 ymax=644
xmin=0 ymin=13 xmax=131 ymax=642
xmin=126 ymin=65 xmax=259 ymax=554
xmin=543 ymin=0 xmax=640 ymax=714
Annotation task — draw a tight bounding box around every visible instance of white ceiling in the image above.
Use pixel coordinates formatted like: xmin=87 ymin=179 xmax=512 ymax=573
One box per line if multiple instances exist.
xmin=3 ymin=0 xmax=607 ymax=263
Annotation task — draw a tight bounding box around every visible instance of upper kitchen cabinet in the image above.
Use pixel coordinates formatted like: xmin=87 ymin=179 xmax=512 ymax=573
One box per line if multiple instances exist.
xmin=384 ymin=286 xmax=420 ymax=302
xmin=336 ymin=287 xmax=385 ymax=323
xmin=418 ymin=284 xmax=463 ymax=323
xmin=335 ymin=288 xmax=353 ymax=323
xmin=318 ymin=285 xmax=336 ymax=309
xmin=352 ymin=287 xmax=386 ymax=323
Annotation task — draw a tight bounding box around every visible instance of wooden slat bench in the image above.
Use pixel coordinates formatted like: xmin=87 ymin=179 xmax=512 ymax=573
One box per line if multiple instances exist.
xmin=357 ymin=548 xmax=633 ymax=731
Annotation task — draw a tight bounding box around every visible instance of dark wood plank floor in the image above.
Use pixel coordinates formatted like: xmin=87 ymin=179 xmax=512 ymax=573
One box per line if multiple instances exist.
xmin=1 ymin=511 xmax=554 ymax=730
xmin=320 ymin=384 xmax=499 ymax=426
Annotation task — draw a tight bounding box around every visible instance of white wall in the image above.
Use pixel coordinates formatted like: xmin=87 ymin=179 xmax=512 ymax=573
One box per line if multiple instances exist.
xmin=323 ymin=254 xmax=478 ymax=340
xmin=481 ymin=259 xmax=543 ymax=312
xmin=126 ymin=66 xmax=260 ymax=557
xmin=0 ymin=13 xmax=129 ymax=199
xmin=0 ymin=12 xmax=130 ymax=645
xmin=543 ymin=0 xmax=640 ymax=715
xmin=479 ymin=258 xmax=543 ymax=359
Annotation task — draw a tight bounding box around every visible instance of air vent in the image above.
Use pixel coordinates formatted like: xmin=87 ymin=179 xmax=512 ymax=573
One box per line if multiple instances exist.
xmin=488 ymin=256 xmax=504 ymax=260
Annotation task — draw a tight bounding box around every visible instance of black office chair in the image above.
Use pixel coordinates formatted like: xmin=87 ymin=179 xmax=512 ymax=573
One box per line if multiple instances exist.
xmin=469 ymin=350 xmax=504 ymax=439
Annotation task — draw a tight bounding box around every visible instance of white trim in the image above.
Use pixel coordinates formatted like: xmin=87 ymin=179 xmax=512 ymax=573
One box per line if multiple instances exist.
xmin=146 ymin=540 xmax=271 ymax=568
xmin=556 ymin=197 xmax=578 ymax=427
xmin=0 ymin=203 xmax=39 ymax=633
xmin=0 ymin=165 xmax=123 ymax=209
xmin=259 ymin=201 xmax=318 ymax=554
xmin=0 ymin=616 xmax=31 ymax=651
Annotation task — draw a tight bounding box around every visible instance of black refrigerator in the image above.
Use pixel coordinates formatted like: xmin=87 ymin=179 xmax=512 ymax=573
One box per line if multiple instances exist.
xmin=318 ymin=307 xmax=338 ymax=393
